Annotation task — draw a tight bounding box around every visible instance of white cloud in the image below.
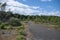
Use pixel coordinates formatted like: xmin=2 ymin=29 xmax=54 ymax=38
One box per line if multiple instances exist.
xmin=0 ymin=0 xmax=60 ymax=16
xmin=38 ymin=10 xmax=60 ymax=16
xmin=0 ymin=0 xmax=40 ymax=15
xmin=40 ymin=0 xmax=52 ymax=2
xmin=32 ymin=6 xmax=40 ymax=9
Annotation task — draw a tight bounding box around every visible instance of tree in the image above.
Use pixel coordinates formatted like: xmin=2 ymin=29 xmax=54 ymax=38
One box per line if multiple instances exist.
xmin=0 ymin=3 xmax=2 ymax=11
xmin=0 ymin=2 xmax=6 ymax=11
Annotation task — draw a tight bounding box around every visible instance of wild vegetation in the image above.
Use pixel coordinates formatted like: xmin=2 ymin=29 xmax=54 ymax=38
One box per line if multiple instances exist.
xmin=0 ymin=2 xmax=60 ymax=40
xmin=0 ymin=3 xmax=60 ymax=29
xmin=0 ymin=11 xmax=60 ymax=29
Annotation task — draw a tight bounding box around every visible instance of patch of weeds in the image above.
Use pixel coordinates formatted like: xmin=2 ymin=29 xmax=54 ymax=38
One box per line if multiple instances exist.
xmin=18 ymin=26 xmax=25 ymax=30
xmin=20 ymin=31 xmax=27 ymax=36
xmin=0 ymin=23 xmax=5 ymax=29
xmin=16 ymin=35 xmax=24 ymax=40
xmin=16 ymin=31 xmax=27 ymax=40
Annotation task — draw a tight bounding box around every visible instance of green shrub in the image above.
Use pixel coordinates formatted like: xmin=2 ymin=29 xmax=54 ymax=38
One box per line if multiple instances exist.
xmin=20 ymin=31 xmax=27 ymax=36
xmin=0 ymin=23 xmax=5 ymax=29
xmin=8 ymin=17 xmax=22 ymax=26
xmin=16 ymin=36 xmax=23 ymax=40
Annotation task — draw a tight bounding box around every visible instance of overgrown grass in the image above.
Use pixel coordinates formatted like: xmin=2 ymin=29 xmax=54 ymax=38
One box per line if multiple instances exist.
xmin=16 ymin=23 xmax=27 ymax=40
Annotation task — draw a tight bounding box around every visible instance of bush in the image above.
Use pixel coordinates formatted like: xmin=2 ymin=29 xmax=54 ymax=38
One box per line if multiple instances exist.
xmin=16 ymin=36 xmax=23 ymax=40
xmin=8 ymin=17 xmax=22 ymax=26
xmin=0 ymin=23 xmax=5 ymax=29
xmin=20 ymin=31 xmax=27 ymax=36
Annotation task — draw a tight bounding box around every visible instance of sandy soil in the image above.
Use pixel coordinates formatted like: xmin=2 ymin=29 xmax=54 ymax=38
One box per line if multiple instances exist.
xmin=0 ymin=30 xmax=18 ymax=40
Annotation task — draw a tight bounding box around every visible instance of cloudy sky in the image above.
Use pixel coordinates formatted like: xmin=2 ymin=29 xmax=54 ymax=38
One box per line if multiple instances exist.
xmin=0 ymin=0 xmax=60 ymax=16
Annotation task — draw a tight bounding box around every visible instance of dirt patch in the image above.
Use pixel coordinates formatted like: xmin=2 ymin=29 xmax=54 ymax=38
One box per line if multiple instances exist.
xmin=0 ymin=30 xmax=19 ymax=40
xmin=24 ymin=25 xmax=33 ymax=40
